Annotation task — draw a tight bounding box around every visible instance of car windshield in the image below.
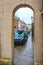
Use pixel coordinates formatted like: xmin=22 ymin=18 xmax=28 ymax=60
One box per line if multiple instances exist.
xmin=18 ymin=30 xmax=24 ymax=34
xmin=14 ymin=30 xmax=24 ymax=37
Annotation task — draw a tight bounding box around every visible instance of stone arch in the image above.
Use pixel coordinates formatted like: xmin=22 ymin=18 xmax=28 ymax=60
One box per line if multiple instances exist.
xmin=12 ymin=4 xmax=35 ymax=65
xmin=12 ymin=4 xmax=35 ymax=19
xmin=0 ymin=0 xmax=42 ymax=65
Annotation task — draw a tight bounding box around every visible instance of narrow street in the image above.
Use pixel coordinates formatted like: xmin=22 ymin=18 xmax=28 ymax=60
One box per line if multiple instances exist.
xmin=14 ymin=33 xmax=34 ymax=65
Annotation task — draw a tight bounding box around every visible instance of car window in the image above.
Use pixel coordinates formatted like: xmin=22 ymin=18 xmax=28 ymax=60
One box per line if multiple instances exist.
xmin=14 ymin=32 xmax=18 ymax=37
xmin=18 ymin=30 xmax=24 ymax=34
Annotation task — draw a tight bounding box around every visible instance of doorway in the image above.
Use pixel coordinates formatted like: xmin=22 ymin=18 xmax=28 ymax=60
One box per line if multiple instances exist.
xmin=12 ymin=4 xmax=34 ymax=65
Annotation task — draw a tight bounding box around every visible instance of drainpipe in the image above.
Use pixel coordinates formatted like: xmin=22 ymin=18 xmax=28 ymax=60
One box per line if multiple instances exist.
xmin=41 ymin=0 xmax=43 ymax=64
xmin=41 ymin=10 xmax=43 ymax=65
xmin=42 ymin=13 xmax=43 ymax=64
xmin=40 ymin=0 xmax=43 ymax=64
xmin=0 ymin=32 xmax=1 ymax=58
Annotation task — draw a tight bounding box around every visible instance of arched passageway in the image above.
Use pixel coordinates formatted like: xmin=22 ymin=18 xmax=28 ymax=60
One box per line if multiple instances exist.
xmin=12 ymin=4 xmax=35 ymax=65
xmin=0 ymin=0 xmax=42 ymax=65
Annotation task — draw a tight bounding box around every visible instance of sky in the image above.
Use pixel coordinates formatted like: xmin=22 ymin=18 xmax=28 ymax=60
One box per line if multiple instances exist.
xmin=15 ymin=7 xmax=34 ymax=24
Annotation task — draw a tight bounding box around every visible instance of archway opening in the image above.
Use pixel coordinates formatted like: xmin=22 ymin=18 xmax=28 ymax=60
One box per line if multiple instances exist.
xmin=12 ymin=4 xmax=34 ymax=65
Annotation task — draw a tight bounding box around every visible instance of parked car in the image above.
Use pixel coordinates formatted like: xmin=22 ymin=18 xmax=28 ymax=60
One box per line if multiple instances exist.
xmin=27 ymin=30 xmax=30 ymax=34
xmin=24 ymin=32 xmax=28 ymax=41
xmin=14 ymin=30 xmax=25 ymax=44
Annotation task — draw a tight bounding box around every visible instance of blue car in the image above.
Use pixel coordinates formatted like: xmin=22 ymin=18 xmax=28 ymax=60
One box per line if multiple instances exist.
xmin=24 ymin=32 xmax=28 ymax=41
xmin=27 ymin=30 xmax=31 ymax=34
xmin=14 ymin=30 xmax=25 ymax=44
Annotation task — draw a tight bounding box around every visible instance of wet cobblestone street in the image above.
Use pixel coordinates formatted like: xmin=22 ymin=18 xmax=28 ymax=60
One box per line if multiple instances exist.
xmin=14 ymin=34 xmax=34 ymax=65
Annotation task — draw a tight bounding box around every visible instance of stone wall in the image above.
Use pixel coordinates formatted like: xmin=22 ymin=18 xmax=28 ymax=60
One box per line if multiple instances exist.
xmin=0 ymin=0 xmax=42 ymax=64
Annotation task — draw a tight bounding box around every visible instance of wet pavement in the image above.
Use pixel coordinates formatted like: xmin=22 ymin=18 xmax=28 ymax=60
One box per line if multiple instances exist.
xmin=14 ymin=34 xmax=34 ymax=65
